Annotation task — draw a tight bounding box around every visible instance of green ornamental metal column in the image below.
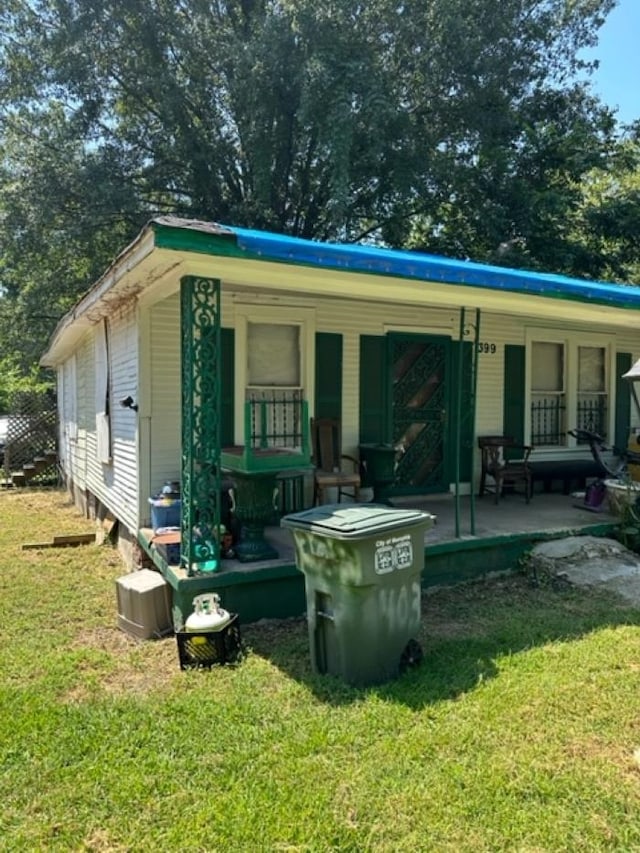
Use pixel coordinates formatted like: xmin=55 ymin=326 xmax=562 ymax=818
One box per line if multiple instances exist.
xmin=180 ymin=276 xmax=222 ymax=576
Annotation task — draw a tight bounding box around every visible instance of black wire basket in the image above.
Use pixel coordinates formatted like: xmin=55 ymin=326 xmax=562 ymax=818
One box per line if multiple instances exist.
xmin=176 ymin=614 xmax=243 ymax=670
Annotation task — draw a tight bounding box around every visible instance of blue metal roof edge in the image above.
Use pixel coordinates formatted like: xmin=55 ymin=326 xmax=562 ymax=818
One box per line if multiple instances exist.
xmin=223 ymin=224 xmax=640 ymax=310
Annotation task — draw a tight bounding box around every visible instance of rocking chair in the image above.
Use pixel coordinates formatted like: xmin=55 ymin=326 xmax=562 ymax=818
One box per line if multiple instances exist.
xmin=311 ymin=417 xmax=361 ymax=505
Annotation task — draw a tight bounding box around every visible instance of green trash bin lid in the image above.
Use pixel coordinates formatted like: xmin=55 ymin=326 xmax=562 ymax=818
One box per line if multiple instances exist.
xmin=281 ymin=504 xmax=434 ymax=539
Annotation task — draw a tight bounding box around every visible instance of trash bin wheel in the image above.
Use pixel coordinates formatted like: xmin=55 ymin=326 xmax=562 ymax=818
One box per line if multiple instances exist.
xmin=399 ymin=638 xmax=423 ymax=673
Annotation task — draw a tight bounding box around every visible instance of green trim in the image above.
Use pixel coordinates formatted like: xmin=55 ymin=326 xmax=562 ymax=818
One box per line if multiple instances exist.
xmin=137 ymin=530 xmax=306 ymax=627
xmin=315 ymin=332 xmax=343 ymax=420
xmin=180 ymin=276 xmax=222 ymax=575
xmin=139 ymin=530 xmax=303 ymax=590
xmin=221 ymin=328 xmax=235 ymax=446
xmin=153 ymin=223 xmax=251 ymax=258
xmin=504 ymin=344 xmax=526 ymax=452
xmin=450 ymin=338 xmax=474 ymax=482
xmin=151 ymin=223 xmax=640 ymax=311
xmin=139 ymin=516 xmax=620 ymax=624
xmin=423 ymin=522 xmax=618 ymax=586
xmin=424 ymin=522 xmax=618 ymax=557
xmin=359 ymin=335 xmax=388 ymax=444
xmin=615 ymin=352 xmax=632 ymax=453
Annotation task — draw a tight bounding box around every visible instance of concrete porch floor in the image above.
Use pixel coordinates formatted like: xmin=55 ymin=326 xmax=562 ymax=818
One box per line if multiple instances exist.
xmin=139 ymin=489 xmax=621 ymax=627
xmin=254 ymin=490 xmax=620 ymax=567
xmin=396 ymin=491 xmax=619 ymax=544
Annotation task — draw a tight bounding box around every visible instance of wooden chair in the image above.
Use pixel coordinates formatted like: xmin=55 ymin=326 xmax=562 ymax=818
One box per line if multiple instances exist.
xmin=311 ymin=418 xmax=361 ymax=505
xmin=478 ymin=436 xmax=533 ymax=504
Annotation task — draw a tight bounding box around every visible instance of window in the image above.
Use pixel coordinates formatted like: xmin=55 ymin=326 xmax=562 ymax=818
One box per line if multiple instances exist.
xmin=247 ymin=323 xmax=301 ymax=388
xmin=531 ymin=342 xmax=565 ymax=445
xmin=527 ymin=331 xmax=611 ymax=447
xmin=246 ymin=322 xmax=303 ymax=449
xmin=577 ymin=346 xmax=607 ymax=436
xmin=235 ymin=305 xmax=315 ymax=449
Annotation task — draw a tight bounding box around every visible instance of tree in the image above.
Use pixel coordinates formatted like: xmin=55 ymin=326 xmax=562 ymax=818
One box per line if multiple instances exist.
xmin=569 ymin=123 xmax=640 ymax=282
xmin=0 ymin=103 xmax=145 ymax=375
xmin=0 ymin=0 xmax=627 ymax=376
xmin=405 ymin=85 xmax=619 ymax=274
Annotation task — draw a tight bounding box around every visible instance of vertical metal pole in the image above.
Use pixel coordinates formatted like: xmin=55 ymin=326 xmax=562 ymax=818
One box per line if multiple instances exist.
xmin=260 ymin=400 xmax=268 ymax=448
xmin=469 ymin=308 xmax=481 ymax=535
xmin=455 ymin=310 xmax=465 ymax=537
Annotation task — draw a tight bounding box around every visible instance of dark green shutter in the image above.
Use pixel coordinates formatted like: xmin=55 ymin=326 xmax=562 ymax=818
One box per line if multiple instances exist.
xmin=503 ymin=344 xmax=526 ymax=449
xmin=220 ymin=327 xmax=234 ymax=447
xmin=450 ymin=341 xmax=474 ymax=479
xmin=315 ymin=333 xmax=343 ymax=419
xmin=615 ymin=352 xmax=632 ymax=453
xmin=359 ymin=335 xmax=387 ymax=443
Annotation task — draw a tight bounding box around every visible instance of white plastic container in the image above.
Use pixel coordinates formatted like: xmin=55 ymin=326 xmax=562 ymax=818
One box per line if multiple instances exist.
xmin=604 ymin=479 xmax=640 ymax=517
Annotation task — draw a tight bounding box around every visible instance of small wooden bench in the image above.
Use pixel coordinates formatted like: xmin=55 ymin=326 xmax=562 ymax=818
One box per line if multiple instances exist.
xmin=528 ymin=459 xmax=603 ymax=495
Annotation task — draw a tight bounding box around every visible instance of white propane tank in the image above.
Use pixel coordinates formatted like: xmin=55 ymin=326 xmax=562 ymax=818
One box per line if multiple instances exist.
xmin=185 ymin=593 xmax=231 ymax=632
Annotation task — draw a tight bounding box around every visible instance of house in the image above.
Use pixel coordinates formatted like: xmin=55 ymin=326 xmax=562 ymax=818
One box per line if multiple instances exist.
xmin=40 ymin=217 xmax=640 ymax=626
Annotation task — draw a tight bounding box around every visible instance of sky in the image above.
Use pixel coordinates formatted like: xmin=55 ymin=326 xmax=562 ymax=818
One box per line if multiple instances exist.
xmin=581 ymin=0 xmax=640 ymax=125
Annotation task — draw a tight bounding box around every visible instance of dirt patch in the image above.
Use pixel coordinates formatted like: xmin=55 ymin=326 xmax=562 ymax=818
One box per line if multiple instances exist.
xmin=72 ymin=626 xmax=139 ymax=654
xmin=64 ymin=627 xmax=180 ymax=702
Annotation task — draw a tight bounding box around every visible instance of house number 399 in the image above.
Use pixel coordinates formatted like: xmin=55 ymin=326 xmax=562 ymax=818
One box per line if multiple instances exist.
xmin=477 ymin=342 xmax=497 ymax=354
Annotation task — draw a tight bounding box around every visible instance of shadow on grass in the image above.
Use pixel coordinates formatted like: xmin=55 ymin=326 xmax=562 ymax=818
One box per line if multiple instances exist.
xmin=241 ymin=573 xmax=640 ymax=709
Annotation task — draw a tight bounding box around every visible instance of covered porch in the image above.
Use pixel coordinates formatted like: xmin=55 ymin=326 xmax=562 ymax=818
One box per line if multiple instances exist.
xmin=138 ymin=490 xmax=620 ymax=629
xmin=134 ymin=224 xmax=635 ymax=629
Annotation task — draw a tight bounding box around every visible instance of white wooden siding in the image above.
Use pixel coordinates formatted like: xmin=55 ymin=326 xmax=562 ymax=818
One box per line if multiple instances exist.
xmin=72 ymin=333 xmax=93 ymax=490
xmin=58 ymin=361 xmax=72 ymax=479
xmin=65 ymin=281 xmax=640 ymax=529
xmin=147 ymin=289 xmax=639 ymax=489
xmin=475 ymin=313 xmax=640 ymax=437
xmin=82 ymin=301 xmax=140 ymax=531
xmin=149 ymin=293 xmax=182 ymax=502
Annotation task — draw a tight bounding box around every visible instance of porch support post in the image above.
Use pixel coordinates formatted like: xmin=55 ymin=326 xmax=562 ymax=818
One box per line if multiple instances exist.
xmin=180 ymin=276 xmax=222 ymax=575
xmin=454 ymin=310 xmax=465 ymax=537
xmin=469 ymin=309 xmax=481 ymax=535
xmin=454 ymin=308 xmax=481 ymax=537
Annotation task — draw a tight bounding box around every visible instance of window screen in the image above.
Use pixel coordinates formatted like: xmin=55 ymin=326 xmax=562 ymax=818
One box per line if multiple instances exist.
xmin=532 ymin=342 xmax=564 ymax=392
xmin=248 ymin=323 xmax=300 ymax=387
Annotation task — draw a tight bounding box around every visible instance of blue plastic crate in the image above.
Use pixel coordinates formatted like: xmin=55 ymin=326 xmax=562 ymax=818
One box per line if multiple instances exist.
xmin=149 ymin=498 xmax=181 ymax=531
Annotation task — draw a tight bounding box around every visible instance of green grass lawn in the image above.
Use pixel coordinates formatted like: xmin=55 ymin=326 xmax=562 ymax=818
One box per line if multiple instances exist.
xmin=2 ymin=489 xmax=640 ymax=851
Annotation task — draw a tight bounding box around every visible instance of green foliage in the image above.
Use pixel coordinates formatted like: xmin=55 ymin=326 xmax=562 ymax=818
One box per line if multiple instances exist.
xmin=0 ymin=359 xmax=54 ymax=414
xmin=569 ymin=126 xmax=640 ymax=282
xmin=0 ymin=0 xmax=635 ymax=379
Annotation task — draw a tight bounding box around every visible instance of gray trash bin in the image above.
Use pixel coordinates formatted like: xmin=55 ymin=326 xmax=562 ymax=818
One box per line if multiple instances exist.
xmin=281 ymin=504 xmax=435 ymax=686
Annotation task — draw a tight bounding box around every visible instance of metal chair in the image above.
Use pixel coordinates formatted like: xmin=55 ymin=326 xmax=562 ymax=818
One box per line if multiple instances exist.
xmin=478 ymin=435 xmax=533 ymax=504
xmin=311 ymin=418 xmax=361 ymax=505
